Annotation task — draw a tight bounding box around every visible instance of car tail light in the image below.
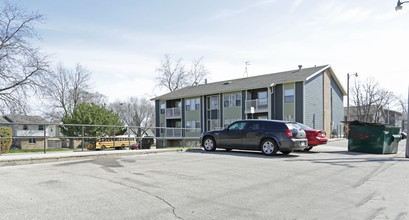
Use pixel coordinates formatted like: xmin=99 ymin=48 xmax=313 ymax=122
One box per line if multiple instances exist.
xmin=319 ymin=131 xmax=326 ymax=137
xmin=285 ymin=129 xmax=293 ymax=138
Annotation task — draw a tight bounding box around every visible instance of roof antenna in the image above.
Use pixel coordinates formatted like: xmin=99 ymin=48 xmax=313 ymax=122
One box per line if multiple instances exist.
xmin=244 ymin=61 xmax=250 ymax=77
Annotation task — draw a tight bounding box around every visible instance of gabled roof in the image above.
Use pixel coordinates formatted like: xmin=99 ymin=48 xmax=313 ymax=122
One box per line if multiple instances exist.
xmin=3 ymin=115 xmax=48 ymax=124
xmin=152 ymin=64 xmax=346 ymax=101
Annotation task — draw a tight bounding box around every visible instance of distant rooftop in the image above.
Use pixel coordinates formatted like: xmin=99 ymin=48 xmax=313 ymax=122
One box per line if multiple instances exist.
xmin=2 ymin=115 xmax=48 ymax=124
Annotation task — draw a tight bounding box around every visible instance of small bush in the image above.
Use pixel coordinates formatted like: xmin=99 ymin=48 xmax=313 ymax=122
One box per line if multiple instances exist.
xmin=1 ymin=127 xmax=12 ymax=154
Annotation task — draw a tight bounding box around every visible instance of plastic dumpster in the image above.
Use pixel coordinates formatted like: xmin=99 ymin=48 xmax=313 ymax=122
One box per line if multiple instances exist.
xmin=139 ymin=137 xmax=154 ymax=149
xmin=346 ymin=121 xmax=401 ymax=154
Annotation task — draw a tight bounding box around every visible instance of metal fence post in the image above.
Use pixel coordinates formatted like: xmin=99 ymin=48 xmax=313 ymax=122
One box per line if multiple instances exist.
xmin=44 ymin=124 xmax=47 ymax=154
xmin=405 ymin=85 xmax=409 ymax=158
xmin=82 ymin=125 xmax=85 ymax=151
xmin=127 ymin=126 xmax=130 ymax=150
xmin=113 ymin=126 xmax=116 ymax=148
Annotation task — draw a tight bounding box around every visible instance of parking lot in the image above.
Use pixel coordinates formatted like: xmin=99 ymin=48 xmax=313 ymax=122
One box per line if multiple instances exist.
xmin=0 ymin=139 xmax=408 ymax=219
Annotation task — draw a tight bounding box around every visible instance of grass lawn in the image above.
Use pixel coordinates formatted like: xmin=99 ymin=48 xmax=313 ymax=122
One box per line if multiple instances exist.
xmin=7 ymin=148 xmax=77 ymax=153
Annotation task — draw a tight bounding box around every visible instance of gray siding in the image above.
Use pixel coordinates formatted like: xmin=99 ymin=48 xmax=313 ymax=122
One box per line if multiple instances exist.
xmin=220 ymin=93 xmax=223 ymax=127
xmin=200 ymin=96 xmax=204 ymax=132
xmin=155 ymin=100 xmax=160 ymax=137
xmin=330 ymin=75 xmax=344 ymax=135
xmin=295 ymin=82 xmax=303 ymax=123
xmin=305 ymin=72 xmax=323 ymax=129
xmin=275 ymin=84 xmax=283 ymax=120
xmin=242 ymin=91 xmax=246 ymax=119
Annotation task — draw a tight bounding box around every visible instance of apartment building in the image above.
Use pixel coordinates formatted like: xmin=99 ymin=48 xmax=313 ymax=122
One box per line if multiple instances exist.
xmin=152 ymin=65 xmax=346 ymax=147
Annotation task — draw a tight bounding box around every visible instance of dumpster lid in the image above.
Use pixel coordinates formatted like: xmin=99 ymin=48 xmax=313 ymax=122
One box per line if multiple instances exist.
xmin=342 ymin=120 xmax=386 ymax=127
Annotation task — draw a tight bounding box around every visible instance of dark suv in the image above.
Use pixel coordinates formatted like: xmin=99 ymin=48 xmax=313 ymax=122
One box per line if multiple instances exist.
xmin=200 ymin=120 xmax=308 ymax=155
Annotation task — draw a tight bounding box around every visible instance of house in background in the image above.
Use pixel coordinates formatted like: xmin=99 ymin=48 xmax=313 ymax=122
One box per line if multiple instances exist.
xmin=346 ymin=106 xmax=404 ymax=129
xmin=1 ymin=115 xmax=62 ymax=149
xmin=152 ymin=65 xmax=346 ymax=147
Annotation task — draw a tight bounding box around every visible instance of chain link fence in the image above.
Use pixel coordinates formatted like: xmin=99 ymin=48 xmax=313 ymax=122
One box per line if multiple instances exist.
xmin=0 ymin=122 xmax=201 ymax=155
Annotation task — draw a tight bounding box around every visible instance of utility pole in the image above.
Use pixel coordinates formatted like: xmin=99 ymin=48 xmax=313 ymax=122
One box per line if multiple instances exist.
xmin=405 ymin=85 xmax=409 ymax=158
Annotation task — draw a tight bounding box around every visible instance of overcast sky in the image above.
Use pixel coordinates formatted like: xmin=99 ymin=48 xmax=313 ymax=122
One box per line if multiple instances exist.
xmin=19 ymin=0 xmax=409 ymax=107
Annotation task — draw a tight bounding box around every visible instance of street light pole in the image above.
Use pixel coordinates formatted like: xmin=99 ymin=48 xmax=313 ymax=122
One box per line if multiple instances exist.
xmin=394 ymin=1 xmax=409 ymax=157
xmin=396 ymin=0 xmax=409 ymax=10
xmin=347 ymin=73 xmax=358 ymax=122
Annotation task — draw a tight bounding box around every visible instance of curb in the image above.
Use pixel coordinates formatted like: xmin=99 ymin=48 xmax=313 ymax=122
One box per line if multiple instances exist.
xmin=328 ymin=138 xmax=346 ymax=142
xmin=0 ymin=148 xmax=189 ymax=167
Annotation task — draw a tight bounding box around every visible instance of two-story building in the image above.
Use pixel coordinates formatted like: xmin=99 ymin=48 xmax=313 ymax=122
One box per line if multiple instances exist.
xmin=1 ymin=115 xmax=61 ymax=149
xmin=152 ymin=65 xmax=346 ymax=147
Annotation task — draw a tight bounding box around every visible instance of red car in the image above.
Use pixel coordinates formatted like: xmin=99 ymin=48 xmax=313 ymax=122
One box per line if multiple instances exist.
xmin=130 ymin=143 xmax=139 ymax=150
xmin=296 ymin=123 xmax=328 ymax=151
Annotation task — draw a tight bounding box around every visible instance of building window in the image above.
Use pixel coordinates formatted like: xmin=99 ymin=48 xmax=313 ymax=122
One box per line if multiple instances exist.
xmin=258 ymin=91 xmax=268 ymax=108
xmin=224 ymin=94 xmax=229 ymax=107
xmin=207 ymin=95 xmax=219 ymax=131
xmin=160 ymin=104 xmax=165 ymax=114
xmin=38 ymin=125 xmax=44 ymax=130
xmin=29 ymin=138 xmax=36 ymax=144
xmin=258 ymin=91 xmax=267 ymax=99
xmin=23 ymin=125 xmax=28 ymax=130
xmin=186 ymin=98 xmax=200 ymax=111
xmin=186 ymin=121 xmax=201 ymax=133
xmin=284 ymin=89 xmax=294 ymax=103
xmin=186 ymin=99 xmax=191 ymax=111
xmin=236 ymin=93 xmax=242 ymax=106
xmin=223 ymin=93 xmax=242 ymax=107
xmin=210 ymin=96 xmax=218 ymax=110
xmin=195 ymin=98 xmax=200 ymax=110
xmin=283 ymin=83 xmax=295 ymax=121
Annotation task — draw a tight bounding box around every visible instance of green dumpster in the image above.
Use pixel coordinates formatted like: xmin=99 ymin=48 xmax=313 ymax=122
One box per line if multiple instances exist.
xmin=347 ymin=121 xmax=402 ymax=154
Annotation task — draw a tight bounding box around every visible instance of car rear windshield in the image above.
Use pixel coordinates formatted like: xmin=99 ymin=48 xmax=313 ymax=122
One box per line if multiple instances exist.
xmin=285 ymin=123 xmax=299 ymax=130
xmin=296 ymin=123 xmax=312 ymax=130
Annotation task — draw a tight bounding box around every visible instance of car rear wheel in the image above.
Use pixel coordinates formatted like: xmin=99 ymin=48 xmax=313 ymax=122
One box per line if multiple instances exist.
xmin=121 ymin=144 xmax=126 ymax=150
xmin=261 ymin=139 xmax=278 ymax=156
xmin=203 ymin=137 xmax=216 ymax=151
xmin=101 ymin=145 xmax=106 ymax=150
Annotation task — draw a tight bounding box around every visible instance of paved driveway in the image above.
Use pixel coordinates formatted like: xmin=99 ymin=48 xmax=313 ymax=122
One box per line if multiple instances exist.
xmin=0 ymin=139 xmax=408 ymax=219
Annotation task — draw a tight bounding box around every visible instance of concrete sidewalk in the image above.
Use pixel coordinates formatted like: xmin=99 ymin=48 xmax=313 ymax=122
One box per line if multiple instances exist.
xmin=0 ymin=148 xmax=187 ymax=167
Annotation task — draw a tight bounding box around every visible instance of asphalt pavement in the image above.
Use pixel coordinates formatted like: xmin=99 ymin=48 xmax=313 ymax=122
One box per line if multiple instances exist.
xmin=0 ymin=138 xmax=408 ymax=219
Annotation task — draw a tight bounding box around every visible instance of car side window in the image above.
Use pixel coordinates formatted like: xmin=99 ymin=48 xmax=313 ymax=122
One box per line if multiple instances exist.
xmin=229 ymin=122 xmax=247 ymax=131
xmin=247 ymin=122 xmax=261 ymax=131
xmin=265 ymin=122 xmax=281 ymax=130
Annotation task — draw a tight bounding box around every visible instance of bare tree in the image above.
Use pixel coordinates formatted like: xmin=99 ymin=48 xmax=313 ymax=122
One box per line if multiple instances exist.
xmin=41 ymin=63 xmax=107 ymax=120
xmin=156 ymin=54 xmax=209 ymax=92
xmin=110 ymin=97 xmax=155 ymax=137
xmin=0 ymin=1 xmax=49 ymax=114
xmin=187 ymin=56 xmax=209 ymax=86
xmin=350 ymin=77 xmax=395 ymax=123
xmin=396 ymin=95 xmax=408 ymax=114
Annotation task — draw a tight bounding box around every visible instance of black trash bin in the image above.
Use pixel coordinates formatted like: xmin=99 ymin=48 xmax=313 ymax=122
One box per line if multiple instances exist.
xmin=139 ymin=137 xmax=154 ymax=149
xmin=346 ymin=121 xmax=401 ymax=154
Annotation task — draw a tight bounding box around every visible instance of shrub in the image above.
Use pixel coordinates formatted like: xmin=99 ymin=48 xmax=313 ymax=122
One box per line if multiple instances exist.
xmin=0 ymin=127 xmax=12 ymax=154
